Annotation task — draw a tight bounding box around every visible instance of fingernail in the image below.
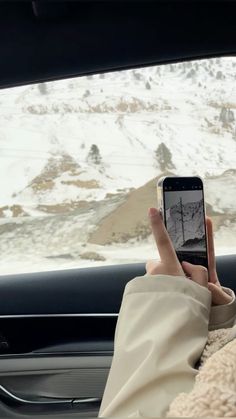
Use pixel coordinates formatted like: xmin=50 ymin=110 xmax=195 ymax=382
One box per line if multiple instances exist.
xmin=148 ymin=207 xmax=158 ymax=217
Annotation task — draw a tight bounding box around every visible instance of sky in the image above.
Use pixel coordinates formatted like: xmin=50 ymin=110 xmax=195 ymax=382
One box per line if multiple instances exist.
xmin=164 ymin=190 xmax=203 ymax=210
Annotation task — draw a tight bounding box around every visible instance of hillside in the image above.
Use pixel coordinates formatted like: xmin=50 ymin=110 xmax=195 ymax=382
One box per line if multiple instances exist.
xmin=0 ymin=57 xmax=235 ymax=274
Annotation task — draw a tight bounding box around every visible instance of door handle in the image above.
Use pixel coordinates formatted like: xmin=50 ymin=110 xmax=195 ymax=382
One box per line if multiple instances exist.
xmin=0 ymin=385 xmax=101 ymax=413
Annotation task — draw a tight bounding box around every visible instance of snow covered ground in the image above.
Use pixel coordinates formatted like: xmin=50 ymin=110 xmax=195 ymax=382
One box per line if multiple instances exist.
xmin=0 ymin=228 xmax=234 ymax=276
xmin=0 ymin=57 xmax=235 ymax=275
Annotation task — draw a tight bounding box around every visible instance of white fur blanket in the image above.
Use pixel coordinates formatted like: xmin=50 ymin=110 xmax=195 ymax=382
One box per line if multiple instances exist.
xmin=167 ymin=326 xmax=236 ymax=417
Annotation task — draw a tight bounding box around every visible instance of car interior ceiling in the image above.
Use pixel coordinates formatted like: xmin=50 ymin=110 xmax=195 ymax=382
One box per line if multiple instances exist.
xmin=0 ymin=1 xmax=235 ymax=417
xmin=0 ymin=1 xmax=236 ymax=88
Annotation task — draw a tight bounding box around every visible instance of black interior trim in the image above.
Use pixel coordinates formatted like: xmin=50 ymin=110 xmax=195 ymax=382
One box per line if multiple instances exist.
xmin=0 ymin=257 xmax=235 ymax=355
xmin=0 ymin=257 xmax=235 ymax=316
xmin=0 ymin=385 xmax=73 ymax=414
xmin=0 ymin=263 xmax=145 ymax=315
xmin=1 ymin=1 xmax=236 ymax=89
xmin=0 ymin=384 xmax=101 ymax=414
xmin=33 ymin=340 xmax=114 ymax=354
xmin=0 ymin=316 xmax=117 ymax=355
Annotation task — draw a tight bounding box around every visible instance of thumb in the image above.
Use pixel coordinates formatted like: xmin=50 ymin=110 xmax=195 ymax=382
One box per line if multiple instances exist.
xmin=182 ymin=261 xmax=208 ymax=288
xmin=208 ymin=282 xmax=233 ymax=305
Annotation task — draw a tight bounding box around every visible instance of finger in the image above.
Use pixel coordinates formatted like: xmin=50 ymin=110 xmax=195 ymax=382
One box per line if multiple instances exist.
xmin=145 ymin=260 xmax=157 ymax=274
xmin=206 ymin=217 xmax=216 ymax=271
xmin=182 ymin=261 xmax=208 ymax=287
xmin=206 ymin=217 xmax=219 ymax=284
xmin=148 ymin=207 xmax=179 ymax=264
xmin=146 ymin=260 xmax=163 ymax=275
xmin=208 ymin=282 xmax=233 ymax=305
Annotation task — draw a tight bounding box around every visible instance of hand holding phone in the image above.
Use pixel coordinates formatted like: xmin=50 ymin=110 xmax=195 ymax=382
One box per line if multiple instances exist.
xmin=147 ymin=204 xmax=233 ymax=305
xmin=146 ymin=207 xmax=208 ymax=288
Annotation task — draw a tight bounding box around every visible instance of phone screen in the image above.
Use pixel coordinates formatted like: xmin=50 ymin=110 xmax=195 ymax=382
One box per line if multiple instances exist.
xmin=162 ymin=177 xmax=208 ymax=268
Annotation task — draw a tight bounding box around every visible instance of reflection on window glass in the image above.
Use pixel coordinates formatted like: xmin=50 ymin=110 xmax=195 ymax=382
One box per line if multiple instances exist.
xmin=0 ymin=57 xmax=235 ymax=274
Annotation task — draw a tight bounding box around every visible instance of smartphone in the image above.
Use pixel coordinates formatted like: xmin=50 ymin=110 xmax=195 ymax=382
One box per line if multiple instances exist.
xmin=157 ymin=176 xmax=208 ymax=268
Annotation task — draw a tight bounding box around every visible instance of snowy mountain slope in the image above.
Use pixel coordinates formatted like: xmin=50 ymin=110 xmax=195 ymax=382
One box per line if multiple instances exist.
xmin=166 ymin=199 xmax=205 ymax=250
xmin=0 ymin=57 xmax=235 ymax=274
xmin=205 ymin=170 xmax=236 ymax=213
xmin=0 ymin=57 xmax=235 ymax=212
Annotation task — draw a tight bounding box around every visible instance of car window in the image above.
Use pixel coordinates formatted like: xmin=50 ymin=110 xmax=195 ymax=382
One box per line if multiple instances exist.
xmin=0 ymin=57 xmax=235 ymax=275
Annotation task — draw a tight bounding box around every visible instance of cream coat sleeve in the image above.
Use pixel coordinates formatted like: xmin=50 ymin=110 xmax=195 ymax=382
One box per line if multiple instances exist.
xmin=99 ymin=275 xmax=211 ymax=418
xmin=209 ymin=286 xmax=236 ymax=330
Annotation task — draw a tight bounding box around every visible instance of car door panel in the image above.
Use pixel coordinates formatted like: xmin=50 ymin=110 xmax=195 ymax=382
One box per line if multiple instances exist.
xmin=0 ymin=257 xmax=235 ymax=417
xmin=0 ymin=355 xmax=110 ymax=413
